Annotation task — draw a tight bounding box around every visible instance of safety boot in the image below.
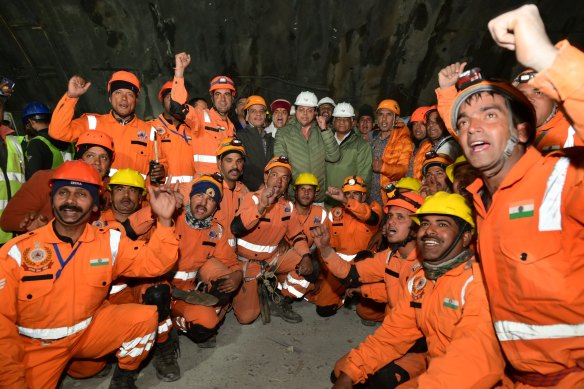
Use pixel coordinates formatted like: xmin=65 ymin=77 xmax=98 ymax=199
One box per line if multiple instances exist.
xmin=269 ymin=296 xmax=303 ymax=323
xmin=108 ymin=365 xmax=138 ymax=389
xmin=196 ymin=334 xmax=217 ymax=348
xmin=152 ymin=332 xmax=181 ymax=382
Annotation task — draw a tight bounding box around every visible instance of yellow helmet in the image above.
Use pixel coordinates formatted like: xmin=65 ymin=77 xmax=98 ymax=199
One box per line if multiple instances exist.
xmin=396 ymin=177 xmax=421 ymax=192
xmin=107 ymin=168 xmax=146 ymax=195
xmin=294 ymin=172 xmax=319 ymax=191
xmin=446 ymin=155 xmax=469 ymax=183
xmin=410 ymin=191 xmax=475 ymax=231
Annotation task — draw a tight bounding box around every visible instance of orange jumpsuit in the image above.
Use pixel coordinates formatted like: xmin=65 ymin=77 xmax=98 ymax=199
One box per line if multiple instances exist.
xmin=533 ymin=109 xmax=583 ymax=153
xmin=149 ymin=114 xmax=196 ymax=183
xmin=231 ymin=192 xmax=310 ymax=324
xmin=335 ymin=259 xmax=504 ymax=388
xmin=48 ymin=94 xmax=165 ymax=176
xmin=309 ymin=199 xmax=382 ymax=312
xmin=172 ymin=214 xmax=240 ymax=334
xmin=410 ymin=139 xmax=433 ymax=182
xmin=171 ymin=77 xmax=235 ymax=175
xmin=214 ymin=180 xmax=249 ymax=251
xmin=376 ymin=123 xmax=413 ymax=204
xmin=0 ymin=221 xmax=179 ymax=389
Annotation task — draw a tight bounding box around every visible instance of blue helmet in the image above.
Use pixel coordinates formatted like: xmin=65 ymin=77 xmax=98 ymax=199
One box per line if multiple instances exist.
xmin=22 ymin=101 xmax=51 ymax=124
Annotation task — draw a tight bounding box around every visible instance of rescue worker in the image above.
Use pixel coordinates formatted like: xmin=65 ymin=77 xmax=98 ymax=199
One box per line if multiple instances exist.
xmin=48 ymin=72 xmax=166 ymax=181
xmin=425 ymin=107 xmax=462 ymax=161
xmin=274 ymin=91 xmax=340 ymax=204
xmin=170 ymin=52 xmax=235 ymax=175
xmin=0 ymin=160 xmax=180 ymax=389
xmin=231 ymin=157 xmax=315 ymax=324
xmin=418 ymin=153 xmax=453 ymax=197
xmin=512 ymin=69 xmax=583 ymax=153
xmin=309 ymin=176 xmax=382 ymax=318
xmin=236 ymin=95 xmax=274 ymax=191
xmin=370 ymin=99 xmax=413 ymax=206
xmin=22 ymin=101 xmax=73 ymax=179
xmin=172 ymin=174 xmax=242 ymax=350
xmin=265 ymin=99 xmax=291 ymax=138
xmin=356 ymin=104 xmax=375 ymax=142
xmin=150 ymin=81 xmax=196 ymax=183
xmin=0 ymin=131 xmax=114 ymax=234
xmin=407 ymin=106 xmax=433 ymax=181
xmin=321 ymin=192 xmax=504 ymax=388
xmin=214 ymin=137 xmax=249 ymax=251
xmin=312 ymin=190 xmax=427 ymax=385
xmin=318 ymin=97 xmax=336 ymax=128
xmin=325 ymin=103 xmax=373 ymax=208
xmin=433 ymin=5 xmax=584 ymax=385
xmin=445 ymin=155 xmax=480 ymax=199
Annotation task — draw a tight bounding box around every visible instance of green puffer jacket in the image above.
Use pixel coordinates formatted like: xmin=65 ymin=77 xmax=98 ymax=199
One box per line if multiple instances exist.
xmin=274 ymin=119 xmax=340 ymax=203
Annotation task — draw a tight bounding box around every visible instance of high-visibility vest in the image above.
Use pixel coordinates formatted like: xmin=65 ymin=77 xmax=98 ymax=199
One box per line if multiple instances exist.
xmin=0 ymin=135 xmax=26 ymax=244
xmin=31 ymin=136 xmax=74 ymax=168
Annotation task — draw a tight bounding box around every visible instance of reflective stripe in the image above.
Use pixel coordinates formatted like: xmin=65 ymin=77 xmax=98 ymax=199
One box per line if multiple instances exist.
xmin=564 ymin=125 xmax=576 ymax=148
xmin=495 ymin=320 xmax=584 ymax=341
xmin=8 ymin=245 xmax=21 ymax=266
xmin=327 ymin=212 xmax=333 ymax=222
xmin=0 ymin=200 xmax=7 ymax=209
xmin=252 ymin=195 xmax=259 ymax=205
xmin=18 ymin=317 xmax=92 ymax=340
xmin=539 ymin=157 xmax=569 ymax=232
xmin=460 ymin=275 xmax=473 ymax=307
xmin=337 ymin=252 xmax=356 ymax=262
xmin=61 ymin=151 xmax=73 ymax=162
xmin=87 ymin=115 xmax=97 ymax=130
xmin=193 ymin=155 xmax=217 ymax=164
xmin=321 ymin=208 xmax=327 ymax=222
xmin=174 ymin=271 xmax=197 ymax=281
xmin=203 ymin=111 xmax=211 ymax=123
xmin=281 ymin=282 xmax=304 ymax=298
xmin=109 ymin=284 xmax=128 ymax=294
xmin=118 ymin=331 xmax=156 ymax=358
xmin=109 ymin=168 xmax=147 ymax=179
xmin=0 ymin=171 xmax=25 ymax=183
xmin=228 ymin=239 xmax=236 ymax=248
xmin=109 ymin=230 xmax=121 ymax=265
xmin=169 ymin=175 xmax=193 ymax=183
xmin=286 ymin=273 xmax=310 ymax=288
xmin=237 ymin=238 xmax=278 ymax=254
xmin=158 ymin=318 xmax=172 ymax=334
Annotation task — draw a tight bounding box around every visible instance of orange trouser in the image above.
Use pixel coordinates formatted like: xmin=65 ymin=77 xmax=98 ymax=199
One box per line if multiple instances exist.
xmin=172 ymin=258 xmax=232 ymax=332
xmin=22 ymin=302 xmax=157 ymax=389
xmin=492 ymin=371 xmax=584 ymax=389
xmin=232 ymin=250 xmax=307 ymax=324
xmin=305 ymin=266 xmax=345 ymax=308
xmin=356 ymin=298 xmax=386 ymax=322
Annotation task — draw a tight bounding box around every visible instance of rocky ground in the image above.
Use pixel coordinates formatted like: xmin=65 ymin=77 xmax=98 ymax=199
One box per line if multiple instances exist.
xmin=62 ymin=301 xmax=377 ymax=389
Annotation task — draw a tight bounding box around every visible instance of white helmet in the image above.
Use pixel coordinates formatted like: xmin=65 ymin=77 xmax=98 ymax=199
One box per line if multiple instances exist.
xmin=294 ymin=91 xmax=318 ymax=107
xmin=332 ymin=102 xmax=355 ymax=118
xmin=318 ymin=97 xmax=336 ymax=107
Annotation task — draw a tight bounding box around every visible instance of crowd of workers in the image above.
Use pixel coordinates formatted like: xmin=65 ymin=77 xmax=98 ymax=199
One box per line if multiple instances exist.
xmin=0 ymin=4 xmax=582 ymax=388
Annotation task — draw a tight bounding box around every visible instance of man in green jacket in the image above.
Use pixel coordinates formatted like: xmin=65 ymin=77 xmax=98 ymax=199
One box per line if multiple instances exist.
xmin=274 ymin=91 xmax=340 ymax=204
xmin=325 ymin=103 xmax=373 ymax=208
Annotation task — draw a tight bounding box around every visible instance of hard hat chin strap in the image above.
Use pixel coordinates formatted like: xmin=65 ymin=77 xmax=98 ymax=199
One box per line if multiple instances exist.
xmin=503 ymin=101 xmax=518 ymax=159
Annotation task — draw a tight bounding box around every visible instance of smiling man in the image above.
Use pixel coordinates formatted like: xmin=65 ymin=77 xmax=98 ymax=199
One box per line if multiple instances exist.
xmin=328 ymin=192 xmax=504 ymax=388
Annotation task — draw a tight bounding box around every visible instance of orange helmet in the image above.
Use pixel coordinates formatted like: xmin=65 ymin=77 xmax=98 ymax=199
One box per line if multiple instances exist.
xmin=342 ymin=176 xmax=367 ymax=193
xmin=76 ymin=130 xmax=114 ymax=154
xmin=50 ymin=160 xmax=103 ymax=191
xmin=209 ymin=76 xmax=236 ymax=95
xmin=216 ymin=137 xmax=246 ymax=157
xmin=410 ymin=106 xmax=431 ymax=123
xmin=243 ymin=95 xmax=267 ymax=110
xmin=376 ymin=99 xmax=400 ymax=115
xmin=384 ymin=191 xmax=424 ymax=214
xmin=158 ymin=81 xmax=174 ymax=103
xmin=422 ymin=152 xmax=454 ymax=176
xmin=264 ymin=156 xmax=292 ymax=173
xmin=108 ymin=71 xmax=140 ymax=95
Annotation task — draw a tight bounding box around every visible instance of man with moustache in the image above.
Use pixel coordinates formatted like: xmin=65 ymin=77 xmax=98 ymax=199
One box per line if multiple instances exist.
xmin=0 ymin=160 xmax=180 ymax=388
xmin=425 ymin=107 xmax=462 ymax=161
xmin=318 ymin=97 xmax=336 ymax=129
xmin=323 ymin=192 xmax=504 ymax=388
xmin=265 ymin=99 xmax=291 ymax=138
xmin=418 ymin=153 xmax=454 ymax=197
xmin=231 ymin=157 xmax=315 ymax=324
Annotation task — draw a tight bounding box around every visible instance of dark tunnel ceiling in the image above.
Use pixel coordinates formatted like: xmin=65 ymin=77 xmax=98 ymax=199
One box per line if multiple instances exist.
xmin=1 ymin=0 xmax=584 ymax=125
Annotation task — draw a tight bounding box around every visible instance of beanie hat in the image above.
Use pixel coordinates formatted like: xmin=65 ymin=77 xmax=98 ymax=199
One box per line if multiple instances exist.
xmin=189 ymin=175 xmax=223 ymax=204
xmin=51 ymin=180 xmax=100 ymax=206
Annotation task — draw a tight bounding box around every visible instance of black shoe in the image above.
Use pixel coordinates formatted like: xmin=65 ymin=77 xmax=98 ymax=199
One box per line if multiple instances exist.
xmin=270 ymin=297 xmax=303 ymax=323
xmin=152 ymin=335 xmax=181 ymax=382
xmin=109 ymin=365 xmax=138 ymax=389
xmin=196 ymin=334 xmax=217 ymax=349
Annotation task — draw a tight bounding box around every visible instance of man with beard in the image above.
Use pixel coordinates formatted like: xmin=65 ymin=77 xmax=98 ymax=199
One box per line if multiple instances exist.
xmin=170 ymin=52 xmax=235 ymax=175
xmin=318 ymin=97 xmax=336 ymax=129
xmin=231 ymin=157 xmax=315 ymax=324
xmin=236 ymin=95 xmax=274 ymax=191
xmin=0 ymin=160 xmax=180 ymax=388
xmin=407 ymin=106 xmax=433 ymax=181
xmin=425 ymin=107 xmax=462 ymax=161
xmin=325 ymin=192 xmax=504 ymax=388
xmin=265 ymin=99 xmax=291 ymax=138
xmin=171 ymin=174 xmax=242 ymax=351
xmin=370 ymin=100 xmax=413 ymax=206
xmin=49 ymin=72 xmax=166 ymax=181
xmin=311 ymin=190 xmax=427 ymax=386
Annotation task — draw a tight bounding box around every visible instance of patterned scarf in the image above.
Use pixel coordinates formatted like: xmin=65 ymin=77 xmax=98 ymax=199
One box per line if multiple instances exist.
xmin=185 ymin=200 xmax=212 ymax=229
xmin=423 ymin=249 xmax=473 ymax=280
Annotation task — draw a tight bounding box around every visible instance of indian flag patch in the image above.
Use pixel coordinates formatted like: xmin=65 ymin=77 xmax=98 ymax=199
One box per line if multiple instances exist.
xmin=443 ymin=297 xmax=459 ymax=310
xmin=90 ymin=258 xmax=110 ymax=267
xmin=509 ymin=201 xmax=534 ymax=219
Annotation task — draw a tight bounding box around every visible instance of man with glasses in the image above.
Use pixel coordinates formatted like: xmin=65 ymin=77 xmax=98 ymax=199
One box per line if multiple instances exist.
xmin=274 ymin=91 xmax=340 ymax=204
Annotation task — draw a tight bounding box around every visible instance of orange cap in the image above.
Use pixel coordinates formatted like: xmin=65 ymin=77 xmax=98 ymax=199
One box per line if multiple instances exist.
xmin=108 ymin=71 xmax=140 ymax=95
xmin=244 ymin=95 xmax=267 ymax=110
xmin=410 ymin=106 xmax=431 ymax=123
xmin=342 ymin=176 xmax=367 ymax=193
xmin=384 ymin=191 xmax=424 ymax=214
xmin=50 ymin=160 xmax=103 ymax=191
xmin=422 ymin=153 xmax=454 ymax=176
xmin=209 ymin=76 xmax=236 ymax=94
xmin=376 ymin=99 xmax=400 ymax=115
xmin=216 ymin=137 xmax=246 ymax=157
xmin=264 ymin=156 xmax=292 ymax=173
xmin=76 ymin=130 xmax=114 ymax=154
xmin=158 ymin=81 xmax=173 ymax=103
